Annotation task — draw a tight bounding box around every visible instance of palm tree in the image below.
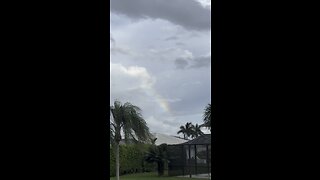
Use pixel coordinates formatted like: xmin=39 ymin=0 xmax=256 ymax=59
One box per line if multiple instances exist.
xmin=190 ymin=123 xmax=204 ymax=139
xmin=203 ymin=103 xmax=211 ymax=131
xmin=177 ymin=122 xmax=193 ymax=140
xmin=145 ymin=143 xmax=168 ymax=176
xmin=177 ymin=125 xmax=187 ymax=140
xmin=110 ymin=100 xmax=151 ymax=180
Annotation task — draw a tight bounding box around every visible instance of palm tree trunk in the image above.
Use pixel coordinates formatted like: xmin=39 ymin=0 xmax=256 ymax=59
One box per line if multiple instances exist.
xmin=115 ymin=142 xmax=120 ymax=180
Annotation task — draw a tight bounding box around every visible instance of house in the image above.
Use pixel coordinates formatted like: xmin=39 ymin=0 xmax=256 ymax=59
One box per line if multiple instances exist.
xmin=167 ymin=134 xmax=211 ymax=178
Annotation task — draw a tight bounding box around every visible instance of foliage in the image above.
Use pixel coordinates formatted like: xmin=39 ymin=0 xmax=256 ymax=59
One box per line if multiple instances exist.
xmin=110 ymin=101 xmax=151 ymax=144
xmin=144 ymin=143 xmax=168 ymax=176
xmin=190 ymin=123 xmax=204 ymax=138
xmin=178 ymin=122 xmax=205 ymax=140
xmin=110 ymin=100 xmax=152 ymax=180
xmin=110 ymin=144 xmax=156 ymax=177
xmin=177 ymin=122 xmax=193 ymax=140
xmin=203 ymin=103 xmax=211 ymax=131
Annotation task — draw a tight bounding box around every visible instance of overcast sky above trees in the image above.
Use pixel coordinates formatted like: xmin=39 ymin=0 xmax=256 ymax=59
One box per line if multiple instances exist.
xmin=110 ymin=0 xmax=211 ymax=136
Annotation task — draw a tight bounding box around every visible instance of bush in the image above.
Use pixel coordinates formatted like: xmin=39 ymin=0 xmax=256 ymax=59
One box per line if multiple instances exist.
xmin=110 ymin=144 xmax=156 ymax=177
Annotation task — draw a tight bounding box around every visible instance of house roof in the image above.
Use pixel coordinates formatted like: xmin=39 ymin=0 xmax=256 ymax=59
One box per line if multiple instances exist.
xmin=182 ymin=134 xmax=211 ymax=145
xmin=118 ymin=133 xmax=188 ymax=145
xmin=151 ymin=133 xmax=188 ymax=145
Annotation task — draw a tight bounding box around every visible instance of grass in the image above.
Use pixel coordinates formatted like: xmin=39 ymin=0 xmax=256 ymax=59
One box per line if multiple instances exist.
xmin=110 ymin=172 xmax=205 ymax=180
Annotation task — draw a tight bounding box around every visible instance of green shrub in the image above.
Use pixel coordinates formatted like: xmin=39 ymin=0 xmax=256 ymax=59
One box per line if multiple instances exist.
xmin=110 ymin=144 xmax=156 ymax=177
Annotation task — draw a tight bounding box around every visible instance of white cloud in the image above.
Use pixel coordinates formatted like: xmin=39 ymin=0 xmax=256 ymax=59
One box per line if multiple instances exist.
xmin=196 ymin=0 xmax=211 ymax=9
xmin=111 ymin=63 xmax=155 ymax=93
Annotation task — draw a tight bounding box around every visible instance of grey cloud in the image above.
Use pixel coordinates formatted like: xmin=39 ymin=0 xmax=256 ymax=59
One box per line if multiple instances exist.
xmin=111 ymin=46 xmax=133 ymax=55
xmin=110 ymin=36 xmax=115 ymax=45
xmin=110 ymin=1 xmax=211 ymax=135
xmin=174 ymin=55 xmax=211 ymax=70
xmin=153 ymin=66 xmax=211 ymax=115
xmin=110 ymin=36 xmax=134 ymax=55
xmin=162 ymin=119 xmax=180 ymax=127
xmin=165 ymin=36 xmax=179 ymax=41
xmin=175 ymin=58 xmax=189 ymax=69
xmin=189 ymin=32 xmax=201 ymax=38
xmin=110 ymin=0 xmax=211 ymax=30
xmin=175 ymin=42 xmax=185 ymax=46
xmin=110 ymin=35 xmax=116 ymax=49
xmin=170 ymin=87 xmax=211 ymax=116
xmin=189 ymin=56 xmax=211 ymax=68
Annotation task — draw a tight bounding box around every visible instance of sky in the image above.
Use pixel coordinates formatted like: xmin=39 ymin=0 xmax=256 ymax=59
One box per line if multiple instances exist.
xmin=110 ymin=0 xmax=211 ymax=136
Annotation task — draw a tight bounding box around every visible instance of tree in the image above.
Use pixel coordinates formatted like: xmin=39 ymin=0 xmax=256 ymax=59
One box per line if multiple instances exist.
xmin=177 ymin=122 xmax=193 ymax=140
xmin=144 ymin=143 xmax=168 ymax=176
xmin=203 ymin=103 xmax=211 ymax=131
xmin=110 ymin=100 xmax=151 ymax=180
xmin=190 ymin=123 xmax=204 ymax=139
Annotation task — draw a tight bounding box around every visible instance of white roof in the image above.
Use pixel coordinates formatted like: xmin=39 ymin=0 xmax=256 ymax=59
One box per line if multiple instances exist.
xmin=151 ymin=133 xmax=188 ymax=145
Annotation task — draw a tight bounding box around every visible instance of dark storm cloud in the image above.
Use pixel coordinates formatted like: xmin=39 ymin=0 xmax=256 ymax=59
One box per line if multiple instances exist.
xmin=110 ymin=0 xmax=211 ymax=30
xmin=175 ymin=58 xmax=189 ymax=69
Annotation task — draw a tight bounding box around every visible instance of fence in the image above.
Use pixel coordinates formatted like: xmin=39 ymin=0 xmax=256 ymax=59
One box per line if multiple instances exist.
xmin=167 ymin=144 xmax=211 ymax=177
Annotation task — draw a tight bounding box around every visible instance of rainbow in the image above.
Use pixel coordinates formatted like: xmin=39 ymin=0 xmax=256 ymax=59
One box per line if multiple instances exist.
xmin=144 ymin=87 xmax=172 ymax=115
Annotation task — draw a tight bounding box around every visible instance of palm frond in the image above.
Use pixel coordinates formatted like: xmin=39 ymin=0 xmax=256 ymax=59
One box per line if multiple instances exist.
xmin=203 ymin=103 xmax=212 ymax=130
xmin=110 ymin=100 xmax=151 ymax=145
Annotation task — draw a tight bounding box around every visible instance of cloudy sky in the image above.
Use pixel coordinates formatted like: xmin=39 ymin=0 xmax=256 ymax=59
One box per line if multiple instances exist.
xmin=110 ymin=0 xmax=211 ymax=136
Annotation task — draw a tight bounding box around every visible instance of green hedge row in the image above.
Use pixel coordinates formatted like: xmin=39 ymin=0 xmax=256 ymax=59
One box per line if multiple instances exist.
xmin=110 ymin=144 xmax=156 ymax=177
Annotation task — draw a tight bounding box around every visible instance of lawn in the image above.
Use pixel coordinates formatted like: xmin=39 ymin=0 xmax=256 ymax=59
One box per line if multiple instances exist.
xmin=110 ymin=172 xmax=205 ymax=180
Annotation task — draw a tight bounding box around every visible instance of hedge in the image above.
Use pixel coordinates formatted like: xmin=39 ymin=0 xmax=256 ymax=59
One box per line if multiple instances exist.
xmin=110 ymin=144 xmax=156 ymax=177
